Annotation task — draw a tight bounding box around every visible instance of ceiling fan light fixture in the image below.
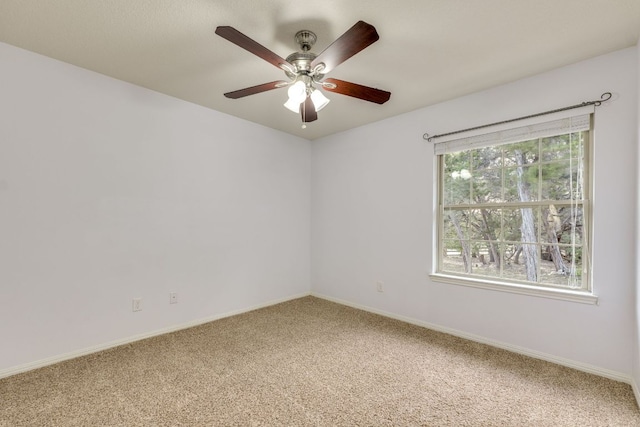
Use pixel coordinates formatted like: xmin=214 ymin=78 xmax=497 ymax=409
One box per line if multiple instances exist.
xmin=287 ymin=80 xmax=307 ymax=104
xmin=310 ymin=88 xmax=330 ymax=111
xmin=283 ymin=97 xmax=302 ymax=113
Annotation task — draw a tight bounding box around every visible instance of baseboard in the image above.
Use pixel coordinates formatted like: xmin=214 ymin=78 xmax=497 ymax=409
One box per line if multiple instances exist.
xmin=0 ymin=292 xmax=310 ymax=380
xmin=633 ymin=379 xmax=640 ymax=409
xmin=4 ymin=290 xmax=632 ymax=388
xmin=311 ymin=292 xmax=632 ymax=384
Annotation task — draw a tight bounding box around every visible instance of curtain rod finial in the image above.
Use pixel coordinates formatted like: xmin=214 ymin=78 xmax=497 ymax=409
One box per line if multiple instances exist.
xmin=595 ymin=92 xmax=612 ymax=106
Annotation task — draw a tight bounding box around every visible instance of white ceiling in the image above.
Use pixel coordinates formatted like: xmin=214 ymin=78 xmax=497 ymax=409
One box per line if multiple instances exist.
xmin=1 ymin=0 xmax=639 ymax=140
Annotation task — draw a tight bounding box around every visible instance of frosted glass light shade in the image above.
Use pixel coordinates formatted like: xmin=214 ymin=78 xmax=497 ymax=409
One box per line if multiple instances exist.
xmin=310 ymin=90 xmax=330 ymax=111
xmin=283 ymin=98 xmax=301 ymax=113
xmin=287 ymin=81 xmax=307 ymax=104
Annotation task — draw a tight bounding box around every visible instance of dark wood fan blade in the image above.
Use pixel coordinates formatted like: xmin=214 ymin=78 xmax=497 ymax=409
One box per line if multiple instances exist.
xmin=224 ymin=81 xmax=288 ymax=99
xmin=310 ymin=21 xmax=379 ymax=74
xmin=301 ymin=97 xmax=318 ymax=122
xmin=322 ymin=78 xmax=391 ymax=104
xmin=216 ymin=26 xmax=292 ymax=71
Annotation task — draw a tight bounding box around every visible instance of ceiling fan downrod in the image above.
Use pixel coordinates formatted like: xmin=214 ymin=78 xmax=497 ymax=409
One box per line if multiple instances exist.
xmin=294 ymin=30 xmax=316 ymax=52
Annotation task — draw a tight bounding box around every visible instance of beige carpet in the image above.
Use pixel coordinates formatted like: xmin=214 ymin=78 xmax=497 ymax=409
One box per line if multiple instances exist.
xmin=1 ymin=296 xmax=638 ymax=426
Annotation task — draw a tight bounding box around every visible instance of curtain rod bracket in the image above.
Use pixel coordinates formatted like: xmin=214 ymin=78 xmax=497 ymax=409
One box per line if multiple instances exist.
xmin=423 ymin=92 xmax=612 ymax=142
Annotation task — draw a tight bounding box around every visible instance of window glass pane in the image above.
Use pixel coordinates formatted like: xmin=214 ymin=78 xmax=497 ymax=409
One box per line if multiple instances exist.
xmin=519 ymin=207 xmax=539 ymax=244
xmin=541 ymin=205 xmax=584 ymax=244
xmin=502 ymin=208 xmax=523 ymax=243
xmin=504 ymin=168 xmax=519 ymax=202
xmin=473 ymin=168 xmax=502 ymax=203
xmin=504 ymin=166 xmax=538 ymax=202
xmin=545 ymin=272 xmax=582 ymax=287
xmin=442 ymin=240 xmax=470 ymax=274
xmin=541 ymin=132 xmax=585 ymax=162
xmin=556 ymin=206 xmax=584 ymax=245
xmin=443 ymin=209 xmax=469 ymax=240
xmin=541 ymin=244 xmax=569 ymax=274
xmin=558 ymin=233 xmax=582 ymax=245
xmin=472 ymin=146 xmax=502 ymax=171
xmin=444 ymin=152 xmax=471 ymax=205
xmin=509 ymin=243 xmax=539 ymax=282
xmin=541 ymin=161 xmax=584 ymax=201
xmin=566 ymin=246 xmax=584 ymax=288
xmin=541 ymin=205 xmax=562 ymax=245
xmin=444 ymin=151 xmax=470 ymax=169
xmin=502 ymin=243 xmax=520 ymax=265
xmin=470 ymin=208 xmax=501 ymax=240
xmin=444 ymin=174 xmax=470 ymax=205
xmin=502 ymin=207 xmax=539 ymax=244
xmin=542 ymin=246 xmax=583 ymax=288
xmin=503 ymin=140 xmax=538 ymax=167
xmin=470 ymin=240 xmax=502 ymax=278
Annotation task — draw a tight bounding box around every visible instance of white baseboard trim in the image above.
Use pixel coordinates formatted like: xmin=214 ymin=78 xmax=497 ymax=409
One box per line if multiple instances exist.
xmin=311 ymin=292 xmax=632 ymax=385
xmin=633 ymin=379 xmax=640 ymax=409
xmin=0 ymin=292 xmax=310 ymax=380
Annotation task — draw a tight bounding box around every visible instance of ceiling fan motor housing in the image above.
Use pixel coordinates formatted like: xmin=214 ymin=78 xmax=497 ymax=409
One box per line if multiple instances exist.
xmin=285 ymin=51 xmax=318 ymax=77
xmin=285 ymin=30 xmax=321 ymax=79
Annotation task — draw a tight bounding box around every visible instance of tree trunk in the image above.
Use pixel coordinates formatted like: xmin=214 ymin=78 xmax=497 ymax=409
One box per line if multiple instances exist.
xmin=448 ymin=211 xmax=471 ymax=273
xmin=543 ymin=205 xmax=568 ymax=274
xmin=479 ymin=208 xmax=500 ymax=268
xmin=513 ymin=246 xmax=522 ymax=264
xmin=515 ymin=150 xmax=538 ymax=282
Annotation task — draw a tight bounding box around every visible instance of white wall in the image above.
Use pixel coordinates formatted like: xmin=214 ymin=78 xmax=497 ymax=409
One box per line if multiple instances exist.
xmin=0 ymin=42 xmax=311 ymax=373
xmin=634 ymin=39 xmax=640 ymax=399
xmin=2 ymin=38 xmax=638 ymax=387
xmin=312 ymin=47 xmax=638 ymax=378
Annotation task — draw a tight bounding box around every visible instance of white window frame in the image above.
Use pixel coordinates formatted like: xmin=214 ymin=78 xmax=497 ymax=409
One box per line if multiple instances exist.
xmin=430 ymin=106 xmax=597 ymax=305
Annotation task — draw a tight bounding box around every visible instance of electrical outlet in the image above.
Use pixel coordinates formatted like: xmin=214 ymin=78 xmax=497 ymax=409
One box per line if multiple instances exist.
xmin=376 ymin=281 xmax=384 ymax=292
xmin=132 ymin=298 xmax=142 ymax=312
xmin=169 ymin=292 xmax=178 ymax=304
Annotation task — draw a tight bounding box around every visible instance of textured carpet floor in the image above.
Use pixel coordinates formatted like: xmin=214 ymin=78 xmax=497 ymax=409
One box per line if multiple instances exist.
xmin=1 ymin=296 xmax=639 ymax=426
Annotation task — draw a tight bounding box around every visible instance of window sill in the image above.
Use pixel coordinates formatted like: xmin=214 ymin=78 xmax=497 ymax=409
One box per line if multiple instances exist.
xmin=429 ymin=273 xmax=598 ymax=305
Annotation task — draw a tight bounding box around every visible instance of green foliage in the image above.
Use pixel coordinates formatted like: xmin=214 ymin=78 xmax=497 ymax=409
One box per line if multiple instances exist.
xmin=441 ymin=131 xmax=587 ymax=287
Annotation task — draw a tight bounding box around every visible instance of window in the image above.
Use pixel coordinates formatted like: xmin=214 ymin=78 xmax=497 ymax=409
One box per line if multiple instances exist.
xmin=432 ymin=108 xmax=595 ymax=303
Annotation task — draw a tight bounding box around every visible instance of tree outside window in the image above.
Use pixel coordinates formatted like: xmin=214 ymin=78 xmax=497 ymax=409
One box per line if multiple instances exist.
xmin=436 ymin=116 xmax=591 ymax=292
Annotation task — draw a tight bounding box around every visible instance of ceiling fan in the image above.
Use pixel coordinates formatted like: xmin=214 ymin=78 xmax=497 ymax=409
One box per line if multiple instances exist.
xmin=215 ymin=21 xmax=391 ymax=127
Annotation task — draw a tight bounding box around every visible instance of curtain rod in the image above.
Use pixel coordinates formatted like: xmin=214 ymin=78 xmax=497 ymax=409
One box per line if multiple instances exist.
xmin=422 ymin=92 xmax=612 ymax=142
